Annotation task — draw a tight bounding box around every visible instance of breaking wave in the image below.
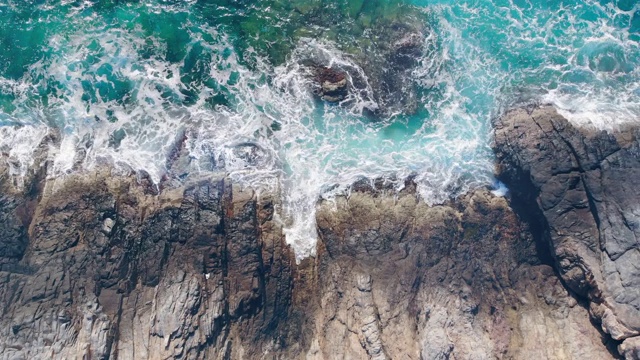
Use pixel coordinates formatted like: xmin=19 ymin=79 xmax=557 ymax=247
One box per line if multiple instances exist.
xmin=1 ymin=0 xmax=639 ymax=259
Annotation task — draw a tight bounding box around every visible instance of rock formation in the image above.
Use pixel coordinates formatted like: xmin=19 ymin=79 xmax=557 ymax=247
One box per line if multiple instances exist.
xmin=494 ymin=105 xmax=640 ymax=359
xmin=0 ymin=140 xmax=618 ymax=359
xmin=314 ymin=67 xmax=349 ymax=103
xmin=311 ymin=180 xmax=613 ymax=359
xmin=0 ymin=164 xmax=301 ymax=359
xmin=300 ymin=19 xmax=425 ymax=117
xmin=4 ymin=103 xmax=640 ymax=359
xmin=248 ymin=0 xmax=426 ymax=117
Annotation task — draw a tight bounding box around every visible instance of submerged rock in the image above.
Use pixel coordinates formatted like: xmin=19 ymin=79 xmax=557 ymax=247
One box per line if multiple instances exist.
xmin=346 ymin=21 xmax=425 ymax=117
xmin=292 ymin=20 xmax=425 ymax=117
xmin=234 ymin=0 xmax=427 ymax=118
xmin=392 ymin=31 xmax=424 ymax=68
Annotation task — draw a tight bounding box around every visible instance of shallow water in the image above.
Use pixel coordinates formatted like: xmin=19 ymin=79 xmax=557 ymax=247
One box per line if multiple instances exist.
xmin=1 ymin=0 xmax=639 ymax=259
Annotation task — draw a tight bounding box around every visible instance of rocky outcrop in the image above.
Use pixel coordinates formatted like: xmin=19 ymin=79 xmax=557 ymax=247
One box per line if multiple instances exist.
xmin=0 ymin=153 xmax=615 ymax=359
xmin=311 ymin=180 xmax=613 ymax=359
xmin=261 ymin=1 xmax=426 ymax=117
xmin=0 ymin=162 xmax=300 ymax=359
xmin=4 ymin=104 xmax=637 ymax=358
xmin=354 ymin=22 xmax=424 ymax=116
xmin=314 ymin=67 xmax=349 ymax=103
xmin=300 ymin=19 xmax=425 ymax=117
xmin=494 ymin=105 xmax=640 ymax=358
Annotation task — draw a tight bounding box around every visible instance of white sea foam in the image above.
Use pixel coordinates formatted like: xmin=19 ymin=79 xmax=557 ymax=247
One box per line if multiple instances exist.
xmin=2 ymin=0 xmax=639 ymax=262
xmin=0 ymin=125 xmax=49 ymax=182
xmin=546 ymin=89 xmax=640 ymax=131
xmin=0 ymin=14 xmax=496 ymax=261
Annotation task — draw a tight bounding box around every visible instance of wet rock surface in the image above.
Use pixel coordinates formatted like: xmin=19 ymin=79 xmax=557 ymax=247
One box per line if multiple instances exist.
xmin=494 ymin=105 xmax=640 ymax=359
xmin=300 ymin=19 xmax=425 ymax=117
xmin=314 ymin=67 xmax=349 ymax=103
xmin=240 ymin=0 xmax=427 ymax=117
xmin=355 ymin=23 xmax=424 ymax=116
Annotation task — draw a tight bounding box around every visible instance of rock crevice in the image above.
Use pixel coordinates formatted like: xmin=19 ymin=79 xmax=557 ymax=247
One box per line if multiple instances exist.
xmin=494 ymin=105 xmax=640 ymax=358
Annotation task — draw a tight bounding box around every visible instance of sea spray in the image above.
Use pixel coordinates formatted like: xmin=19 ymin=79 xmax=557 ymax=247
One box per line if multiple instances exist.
xmin=1 ymin=0 xmax=639 ymax=260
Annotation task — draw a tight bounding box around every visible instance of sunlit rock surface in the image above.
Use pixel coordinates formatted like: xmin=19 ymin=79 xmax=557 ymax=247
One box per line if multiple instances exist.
xmin=495 ymin=105 xmax=640 ymax=359
xmin=0 ymin=139 xmax=616 ymax=358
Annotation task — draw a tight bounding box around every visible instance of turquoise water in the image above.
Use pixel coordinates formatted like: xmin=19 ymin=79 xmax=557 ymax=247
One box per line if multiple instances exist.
xmin=1 ymin=0 xmax=639 ymax=258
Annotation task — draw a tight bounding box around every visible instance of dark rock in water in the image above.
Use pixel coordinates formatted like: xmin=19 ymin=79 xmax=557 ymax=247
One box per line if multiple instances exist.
xmin=276 ymin=8 xmax=427 ymax=118
xmin=108 ymin=128 xmax=126 ymax=149
xmin=315 ymin=66 xmax=348 ymax=103
xmin=352 ymin=22 xmax=425 ymax=117
xmin=230 ymin=141 xmax=269 ymax=166
xmin=224 ymin=0 xmax=428 ymax=118
xmin=494 ymin=105 xmax=640 ymax=358
xmin=293 ymin=54 xmax=374 ymax=111
xmin=298 ymin=21 xmax=425 ymax=117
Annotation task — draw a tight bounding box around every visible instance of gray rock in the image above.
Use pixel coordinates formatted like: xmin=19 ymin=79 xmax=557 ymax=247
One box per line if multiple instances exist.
xmin=620 ymin=336 xmax=640 ymax=360
xmin=313 ymin=183 xmax=613 ymax=359
xmin=0 ymin=166 xmax=297 ymax=359
xmin=494 ymin=105 xmax=640 ymax=354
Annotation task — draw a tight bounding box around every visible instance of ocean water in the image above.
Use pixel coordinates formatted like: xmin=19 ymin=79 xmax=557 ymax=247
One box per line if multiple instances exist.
xmin=1 ymin=0 xmax=639 ymax=259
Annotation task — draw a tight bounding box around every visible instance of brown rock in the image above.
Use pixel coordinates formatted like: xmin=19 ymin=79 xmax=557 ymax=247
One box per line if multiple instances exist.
xmin=315 ymin=66 xmax=349 ymax=103
xmin=0 ymin=118 xmax=623 ymax=358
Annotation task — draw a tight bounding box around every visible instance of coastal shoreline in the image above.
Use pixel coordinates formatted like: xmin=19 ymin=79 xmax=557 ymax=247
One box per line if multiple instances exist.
xmin=1 ymin=105 xmax=637 ymax=359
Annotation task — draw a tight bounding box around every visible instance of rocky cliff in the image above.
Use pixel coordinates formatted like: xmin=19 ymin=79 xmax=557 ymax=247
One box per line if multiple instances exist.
xmin=1 ymin=105 xmax=637 ymax=359
xmin=494 ymin=106 xmax=640 ymax=359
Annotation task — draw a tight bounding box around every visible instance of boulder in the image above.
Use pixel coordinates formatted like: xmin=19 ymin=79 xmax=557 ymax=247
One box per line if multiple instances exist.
xmin=315 ymin=66 xmax=349 ymax=103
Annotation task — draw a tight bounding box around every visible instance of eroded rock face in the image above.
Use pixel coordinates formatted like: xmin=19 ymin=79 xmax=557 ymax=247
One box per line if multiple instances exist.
xmin=494 ymin=105 xmax=640 ymax=358
xmin=312 ymin=181 xmax=613 ymax=359
xmin=0 ymin=167 xmax=299 ymax=360
xmin=0 ymin=158 xmax=615 ymax=359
